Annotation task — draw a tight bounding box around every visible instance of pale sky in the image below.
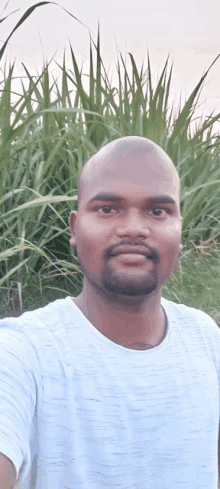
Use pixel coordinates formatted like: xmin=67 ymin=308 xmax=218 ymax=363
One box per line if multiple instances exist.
xmin=1 ymin=0 xmax=220 ymax=130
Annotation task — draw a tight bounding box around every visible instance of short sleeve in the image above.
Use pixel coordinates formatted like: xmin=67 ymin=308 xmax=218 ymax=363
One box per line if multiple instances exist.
xmin=195 ymin=309 xmax=220 ymax=421
xmin=0 ymin=321 xmax=42 ymax=484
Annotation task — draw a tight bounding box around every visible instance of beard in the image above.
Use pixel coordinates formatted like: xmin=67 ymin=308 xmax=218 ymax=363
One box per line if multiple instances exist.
xmin=76 ymin=246 xmax=159 ymax=300
xmin=100 ymin=261 xmax=159 ymax=298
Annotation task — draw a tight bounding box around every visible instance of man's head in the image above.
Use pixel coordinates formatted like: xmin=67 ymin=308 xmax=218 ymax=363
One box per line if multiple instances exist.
xmin=69 ymin=136 xmax=182 ymax=301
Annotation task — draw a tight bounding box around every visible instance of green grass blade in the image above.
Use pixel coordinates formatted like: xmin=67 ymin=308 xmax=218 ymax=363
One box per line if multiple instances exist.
xmin=0 ymin=8 xmax=20 ymax=24
xmin=168 ymin=53 xmax=220 ymax=150
xmin=0 ymin=2 xmax=92 ymax=61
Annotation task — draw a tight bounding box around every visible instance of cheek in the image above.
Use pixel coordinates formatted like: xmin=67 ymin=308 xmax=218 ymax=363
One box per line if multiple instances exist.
xmin=79 ymin=212 xmax=118 ymax=243
xmin=76 ymin=218 xmax=108 ymax=257
xmin=157 ymin=223 xmax=182 ymax=277
xmin=80 ymin=216 xmax=106 ymax=238
xmin=158 ymin=219 xmax=182 ymax=244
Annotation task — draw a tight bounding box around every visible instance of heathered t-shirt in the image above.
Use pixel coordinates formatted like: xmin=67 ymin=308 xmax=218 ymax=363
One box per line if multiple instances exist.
xmin=0 ymin=296 xmax=219 ymax=489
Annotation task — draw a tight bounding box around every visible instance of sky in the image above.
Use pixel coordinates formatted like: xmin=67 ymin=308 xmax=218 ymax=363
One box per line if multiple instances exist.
xmin=1 ymin=0 xmax=220 ymax=131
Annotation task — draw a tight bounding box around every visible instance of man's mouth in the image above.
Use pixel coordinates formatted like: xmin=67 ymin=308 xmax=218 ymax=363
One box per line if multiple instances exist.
xmin=110 ymin=253 xmax=154 ymax=264
xmin=111 ymin=245 xmax=154 ymax=259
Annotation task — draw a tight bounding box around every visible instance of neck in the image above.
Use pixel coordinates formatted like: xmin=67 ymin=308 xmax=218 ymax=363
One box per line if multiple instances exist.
xmin=71 ymin=280 xmax=167 ymax=350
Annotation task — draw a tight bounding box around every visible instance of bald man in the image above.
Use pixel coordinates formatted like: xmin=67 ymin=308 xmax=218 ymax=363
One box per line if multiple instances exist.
xmin=0 ymin=136 xmax=220 ymax=489
xmin=69 ymin=136 xmax=182 ymax=350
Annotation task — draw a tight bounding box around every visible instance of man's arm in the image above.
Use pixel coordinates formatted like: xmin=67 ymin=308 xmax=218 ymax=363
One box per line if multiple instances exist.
xmin=0 ymin=453 xmax=16 ymax=489
xmin=218 ymin=423 xmax=220 ymax=488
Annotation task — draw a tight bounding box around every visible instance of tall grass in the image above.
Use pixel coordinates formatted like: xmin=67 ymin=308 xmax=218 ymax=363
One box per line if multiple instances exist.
xmin=1 ymin=12 xmax=220 ymax=310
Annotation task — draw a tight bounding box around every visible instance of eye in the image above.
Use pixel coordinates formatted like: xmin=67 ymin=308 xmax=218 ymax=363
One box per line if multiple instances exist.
xmin=97 ymin=206 xmax=170 ymax=217
xmin=151 ymin=208 xmax=169 ymax=217
xmin=97 ymin=206 xmax=117 ymax=215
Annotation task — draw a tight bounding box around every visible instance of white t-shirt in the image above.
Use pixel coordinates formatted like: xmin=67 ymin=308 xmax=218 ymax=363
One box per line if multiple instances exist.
xmin=0 ymin=296 xmax=219 ymax=489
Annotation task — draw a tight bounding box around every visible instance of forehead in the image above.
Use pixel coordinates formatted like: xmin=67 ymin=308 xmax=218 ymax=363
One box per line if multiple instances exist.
xmin=81 ymin=152 xmax=180 ymax=204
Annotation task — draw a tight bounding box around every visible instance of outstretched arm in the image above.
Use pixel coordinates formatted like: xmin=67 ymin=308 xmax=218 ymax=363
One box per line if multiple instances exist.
xmin=218 ymin=423 xmax=220 ymax=488
xmin=0 ymin=453 xmax=16 ymax=489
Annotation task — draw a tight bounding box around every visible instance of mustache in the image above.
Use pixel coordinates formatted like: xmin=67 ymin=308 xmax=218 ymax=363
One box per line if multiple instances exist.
xmin=107 ymin=241 xmax=158 ymax=263
xmin=74 ymin=243 xmax=158 ymax=263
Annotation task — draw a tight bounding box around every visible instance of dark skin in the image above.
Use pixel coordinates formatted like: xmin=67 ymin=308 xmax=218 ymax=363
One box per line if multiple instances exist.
xmin=69 ymin=137 xmax=183 ymax=350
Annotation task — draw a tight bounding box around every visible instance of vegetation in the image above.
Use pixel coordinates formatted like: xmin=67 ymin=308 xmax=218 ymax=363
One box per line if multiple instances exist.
xmin=0 ymin=3 xmax=220 ymax=322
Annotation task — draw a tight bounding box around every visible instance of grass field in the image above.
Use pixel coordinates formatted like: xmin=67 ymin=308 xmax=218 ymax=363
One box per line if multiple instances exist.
xmin=1 ymin=6 xmax=220 ymax=330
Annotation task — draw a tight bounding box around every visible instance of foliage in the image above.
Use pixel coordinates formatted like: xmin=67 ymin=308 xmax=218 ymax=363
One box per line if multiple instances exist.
xmin=0 ymin=4 xmax=220 ymax=310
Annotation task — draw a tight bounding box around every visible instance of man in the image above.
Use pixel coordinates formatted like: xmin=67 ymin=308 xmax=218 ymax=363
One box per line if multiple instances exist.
xmin=0 ymin=136 xmax=220 ymax=489
xmin=69 ymin=135 xmax=183 ymax=350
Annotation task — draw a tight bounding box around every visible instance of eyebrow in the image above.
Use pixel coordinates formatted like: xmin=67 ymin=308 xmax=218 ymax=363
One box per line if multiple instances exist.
xmin=87 ymin=193 xmax=177 ymax=206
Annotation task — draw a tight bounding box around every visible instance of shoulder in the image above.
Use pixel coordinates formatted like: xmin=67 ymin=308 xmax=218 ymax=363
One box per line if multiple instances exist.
xmin=0 ymin=297 xmax=71 ymax=364
xmin=0 ymin=296 xmax=71 ymax=332
xmin=162 ymin=297 xmax=220 ymax=358
xmin=162 ymin=296 xmax=219 ymax=329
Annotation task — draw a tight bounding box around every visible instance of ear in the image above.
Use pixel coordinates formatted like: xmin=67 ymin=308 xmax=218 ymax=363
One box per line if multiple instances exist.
xmin=178 ymin=215 xmax=183 ymax=253
xmin=69 ymin=210 xmax=78 ymax=246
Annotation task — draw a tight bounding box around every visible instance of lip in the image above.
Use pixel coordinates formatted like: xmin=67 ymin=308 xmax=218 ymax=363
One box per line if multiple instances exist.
xmin=111 ymin=253 xmax=150 ymax=264
xmin=111 ymin=246 xmax=153 ymax=258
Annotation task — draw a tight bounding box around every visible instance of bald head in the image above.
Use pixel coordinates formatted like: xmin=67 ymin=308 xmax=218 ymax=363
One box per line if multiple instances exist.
xmin=77 ymin=136 xmax=180 ymax=208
